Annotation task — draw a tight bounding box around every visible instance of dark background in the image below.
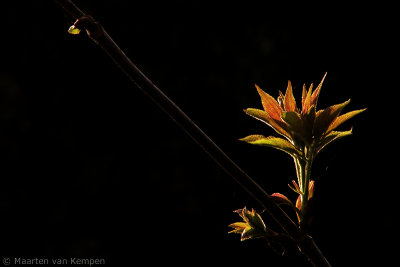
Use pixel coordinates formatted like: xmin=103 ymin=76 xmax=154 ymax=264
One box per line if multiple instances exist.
xmin=1 ymin=1 xmax=398 ymax=266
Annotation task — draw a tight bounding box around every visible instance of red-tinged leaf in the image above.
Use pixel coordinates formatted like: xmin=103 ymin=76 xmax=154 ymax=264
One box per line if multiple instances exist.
xmin=239 ymin=135 xmax=301 ymax=157
xmin=310 ymin=73 xmax=327 ymax=108
xmin=243 ymin=108 xmax=291 ymax=138
xmin=233 ymin=208 xmax=244 ymax=214
xmin=302 ymin=83 xmax=313 ymax=114
xmin=296 ymin=195 xmax=302 ymax=211
xmin=326 ymin=108 xmax=367 ymax=133
xmin=308 ymin=180 xmax=315 ymax=199
xmin=255 ymin=84 xmax=283 ymax=121
xmin=301 ymin=84 xmax=307 ymax=108
xmin=313 ymin=99 xmax=351 ymax=138
xmin=288 ymin=180 xmax=301 ymax=193
xmin=284 ymin=81 xmax=297 ymax=112
xmin=271 ymin=193 xmax=295 ymax=207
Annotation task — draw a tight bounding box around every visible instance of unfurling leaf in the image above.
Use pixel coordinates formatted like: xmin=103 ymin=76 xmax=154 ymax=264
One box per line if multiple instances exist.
xmin=68 ymin=25 xmax=81 ymax=35
xmin=229 ymin=207 xmax=274 ymax=241
xmin=288 ymin=180 xmax=301 ymax=193
xmin=271 ymin=193 xmax=294 ymax=207
xmin=284 ymin=81 xmax=297 ymax=112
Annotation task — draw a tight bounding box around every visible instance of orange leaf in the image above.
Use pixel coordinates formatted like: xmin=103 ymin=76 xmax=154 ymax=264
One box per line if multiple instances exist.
xmin=310 ymin=72 xmax=327 ymax=108
xmin=228 ymin=222 xmax=248 ymax=231
xmin=271 ymin=193 xmax=295 ymax=207
xmin=296 ymin=195 xmax=302 ymax=211
xmin=284 ymin=81 xmax=297 ymax=112
xmin=302 ymin=83 xmax=313 ymax=114
xmin=255 ymin=84 xmax=283 ymax=121
xmin=326 ymin=108 xmax=366 ymax=133
xmin=301 ymin=84 xmax=307 ymax=108
xmin=239 ymin=135 xmax=302 ymax=157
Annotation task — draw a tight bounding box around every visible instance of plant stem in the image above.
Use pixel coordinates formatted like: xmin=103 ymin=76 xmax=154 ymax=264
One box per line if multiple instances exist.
xmin=294 ymin=156 xmax=302 ymax=191
xmin=53 ymin=1 xmax=331 ymax=266
xmin=298 ymin=146 xmax=314 ymax=228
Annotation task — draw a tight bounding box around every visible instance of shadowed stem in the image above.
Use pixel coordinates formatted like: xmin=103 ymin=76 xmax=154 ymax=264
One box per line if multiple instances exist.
xmin=53 ymin=1 xmax=331 ymax=266
xmin=303 ymin=151 xmax=313 ymax=212
xmin=294 ymin=145 xmax=314 ymax=228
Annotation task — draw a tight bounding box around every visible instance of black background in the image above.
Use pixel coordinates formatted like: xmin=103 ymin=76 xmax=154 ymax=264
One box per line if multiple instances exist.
xmin=1 ymin=1 xmax=398 ymax=266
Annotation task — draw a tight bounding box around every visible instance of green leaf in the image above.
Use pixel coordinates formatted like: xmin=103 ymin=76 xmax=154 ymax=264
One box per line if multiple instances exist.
xmin=240 ymin=135 xmax=301 ymax=157
xmin=251 ymin=211 xmax=267 ymax=231
xmin=229 ymin=208 xmax=270 ymax=241
xmin=68 ymin=25 xmax=81 ymax=35
xmin=281 ymin=111 xmax=303 ymax=133
xmin=281 ymin=111 xmax=310 ymax=144
xmin=241 ymin=226 xmax=262 ymax=241
xmin=326 ymin=108 xmax=367 ymax=133
xmin=316 ymin=129 xmax=353 ymax=154
xmin=302 ymin=105 xmax=316 ymax=134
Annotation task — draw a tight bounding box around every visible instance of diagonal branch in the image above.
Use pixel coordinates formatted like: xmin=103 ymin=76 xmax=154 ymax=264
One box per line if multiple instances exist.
xmin=54 ymin=1 xmax=331 ymax=266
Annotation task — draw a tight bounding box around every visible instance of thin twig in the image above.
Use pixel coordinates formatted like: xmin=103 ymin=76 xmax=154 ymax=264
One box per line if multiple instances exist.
xmin=53 ymin=1 xmax=331 ymax=266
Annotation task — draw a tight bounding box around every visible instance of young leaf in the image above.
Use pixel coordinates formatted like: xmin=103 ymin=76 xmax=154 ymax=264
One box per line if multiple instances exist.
xmin=281 ymin=111 xmax=308 ymax=143
xmin=313 ymin=99 xmax=351 ymax=137
xmin=288 ymin=180 xmax=301 ymax=193
xmin=316 ymin=129 xmax=353 ymax=154
xmin=326 ymin=108 xmax=367 ymax=133
xmin=310 ymin=72 xmax=327 ymax=109
xmin=302 ymin=83 xmax=313 ymax=114
xmin=254 ymin=84 xmax=283 ymax=121
xmin=281 ymin=111 xmax=303 ymax=132
xmin=239 ymin=135 xmax=301 ymax=157
xmin=244 ymin=108 xmax=291 ymax=138
xmin=284 ymin=81 xmax=297 ymax=112
xmin=68 ymin=25 xmax=81 ymax=35
xmin=271 ymin=193 xmax=295 ymax=207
